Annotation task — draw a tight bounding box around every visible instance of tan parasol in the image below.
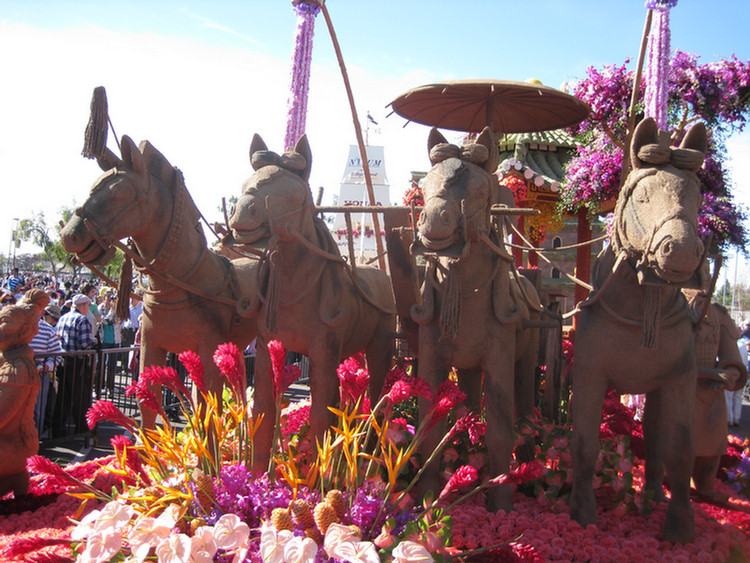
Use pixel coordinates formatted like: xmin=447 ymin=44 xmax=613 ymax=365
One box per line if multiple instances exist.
xmin=388 ymin=79 xmax=589 ymax=134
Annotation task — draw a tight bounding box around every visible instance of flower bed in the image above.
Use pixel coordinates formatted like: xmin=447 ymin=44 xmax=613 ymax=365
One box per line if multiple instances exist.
xmin=1 ymin=343 xmax=749 ymax=563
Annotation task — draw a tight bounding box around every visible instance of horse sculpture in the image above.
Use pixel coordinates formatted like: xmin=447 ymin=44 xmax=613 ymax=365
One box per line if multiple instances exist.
xmin=225 ymin=134 xmax=396 ymax=471
xmin=413 ymin=127 xmax=542 ymax=512
xmin=60 ymin=136 xmax=259 ymax=427
xmin=568 ymin=117 xmax=708 ymax=543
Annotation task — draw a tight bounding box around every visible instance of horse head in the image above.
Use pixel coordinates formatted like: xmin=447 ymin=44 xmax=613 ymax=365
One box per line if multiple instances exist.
xmin=60 ymin=136 xmax=175 ymax=265
xmin=612 ymin=117 xmax=707 ymax=285
xmin=416 ymin=127 xmax=500 ymax=253
xmin=228 ymin=134 xmax=314 ymax=244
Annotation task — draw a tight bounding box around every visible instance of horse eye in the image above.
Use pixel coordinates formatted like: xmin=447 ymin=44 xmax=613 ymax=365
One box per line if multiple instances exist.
xmin=634 ymin=187 xmax=649 ymax=203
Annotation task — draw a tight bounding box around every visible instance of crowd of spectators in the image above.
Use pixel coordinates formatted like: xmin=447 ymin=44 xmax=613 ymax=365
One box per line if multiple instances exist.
xmin=2 ymin=268 xmax=142 ymax=439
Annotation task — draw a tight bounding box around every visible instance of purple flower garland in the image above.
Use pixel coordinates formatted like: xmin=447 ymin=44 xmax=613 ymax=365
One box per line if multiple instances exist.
xmin=644 ymin=1 xmax=676 ymax=129
xmin=284 ymin=1 xmax=321 ymax=151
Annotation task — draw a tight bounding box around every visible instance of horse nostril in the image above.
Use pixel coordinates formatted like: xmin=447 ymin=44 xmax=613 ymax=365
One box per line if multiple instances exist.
xmin=249 ymin=202 xmax=257 ymax=216
xmin=661 ymin=240 xmax=673 ymax=257
xmin=440 ymin=210 xmax=450 ymax=224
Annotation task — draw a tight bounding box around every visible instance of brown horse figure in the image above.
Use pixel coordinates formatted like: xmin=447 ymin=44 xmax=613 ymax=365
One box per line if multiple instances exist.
xmin=568 ymin=117 xmax=708 ymax=543
xmin=413 ymin=127 xmax=542 ymax=512
xmin=60 ymin=136 xmax=259 ymax=427
xmin=225 ymin=134 xmax=396 ymax=472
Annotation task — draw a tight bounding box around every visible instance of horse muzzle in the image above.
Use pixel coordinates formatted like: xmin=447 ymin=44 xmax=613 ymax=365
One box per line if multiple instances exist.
xmin=59 ymin=216 xmax=113 ymax=265
xmin=417 ymin=202 xmax=461 ymax=251
xmin=649 ymin=220 xmax=704 ymax=284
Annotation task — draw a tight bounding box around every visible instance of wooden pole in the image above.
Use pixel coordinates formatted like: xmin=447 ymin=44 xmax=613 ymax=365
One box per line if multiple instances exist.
xmin=574 ymin=209 xmax=592 ymax=329
xmin=318 ymin=0 xmax=386 ymax=271
xmin=620 ymin=9 xmax=653 ymax=187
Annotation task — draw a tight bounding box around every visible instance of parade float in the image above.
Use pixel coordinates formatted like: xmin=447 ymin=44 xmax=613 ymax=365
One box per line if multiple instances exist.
xmin=2 ymin=1 xmax=750 ymax=562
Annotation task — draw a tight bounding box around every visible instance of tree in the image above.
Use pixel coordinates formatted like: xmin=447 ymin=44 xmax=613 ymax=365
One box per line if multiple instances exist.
xmin=559 ymin=51 xmax=750 ymax=251
xmin=16 ymin=206 xmax=81 ymax=284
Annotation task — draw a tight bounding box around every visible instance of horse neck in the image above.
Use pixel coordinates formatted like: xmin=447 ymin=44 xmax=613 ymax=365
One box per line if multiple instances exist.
xmin=132 ymin=173 xmax=211 ymax=283
xmin=436 ymin=240 xmax=501 ymax=292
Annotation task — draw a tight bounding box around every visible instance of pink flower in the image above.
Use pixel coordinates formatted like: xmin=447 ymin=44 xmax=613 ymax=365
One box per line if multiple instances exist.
xmin=128 ymin=505 xmax=181 ymax=563
xmin=190 ymin=526 xmax=218 ymax=563
xmin=139 ymin=365 xmax=191 ymax=398
xmin=178 ymin=350 xmax=207 ymax=395
xmin=387 ymin=375 xmax=433 ymax=404
xmin=267 ymin=340 xmax=300 ymax=400
xmin=86 ymin=400 xmax=137 ymax=432
xmin=338 ymin=354 xmax=370 ymax=406
xmin=78 ymin=530 xmax=122 ymax=563
xmin=260 ymin=525 xmax=293 ymax=563
xmin=490 ymin=461 xmax=546 ymax=486
xmin=213 ymin=342 xmax=246 ymax=393
xmin=155 ymin=534 xmax=192 ymax=563
xmin=268 ymin=339 xmax=287 ymax=378
xmin=439 ymin=465 xmax=478 ymax=498
xmin=392 ymin=540 xmax=434 ymax=563
xmin=124 ymin=379 xmax=165 ymax=418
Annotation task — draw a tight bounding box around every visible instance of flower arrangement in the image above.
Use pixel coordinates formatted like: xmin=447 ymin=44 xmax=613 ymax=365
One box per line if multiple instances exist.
xmin=4 ymin=341 xmax=750 ymax=562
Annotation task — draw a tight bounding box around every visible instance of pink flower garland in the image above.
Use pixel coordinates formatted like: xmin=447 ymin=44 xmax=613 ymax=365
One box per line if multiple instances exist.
xmin=284 ymin=1 xmax=321 ymax=151
xmin=644 ymin=3 xmax=673 ymax=129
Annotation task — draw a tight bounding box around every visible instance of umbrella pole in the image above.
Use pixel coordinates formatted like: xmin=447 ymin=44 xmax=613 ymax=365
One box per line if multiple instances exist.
xmin=318 ymin=0 xmax=386 ymax=271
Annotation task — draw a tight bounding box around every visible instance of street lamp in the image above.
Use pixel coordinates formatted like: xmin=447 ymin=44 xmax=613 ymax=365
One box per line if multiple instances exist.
xmin=11 ymin=218 xmax=18 ymax=271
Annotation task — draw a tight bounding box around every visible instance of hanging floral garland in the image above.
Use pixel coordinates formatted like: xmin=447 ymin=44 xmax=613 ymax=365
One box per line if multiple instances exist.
xmin=644 ymin=0 xmax=678 ymax=129
xmin=499 ymin=173 xmax=563 ymax=245
xmin=283 ymin=0 xmax=321 ymax=151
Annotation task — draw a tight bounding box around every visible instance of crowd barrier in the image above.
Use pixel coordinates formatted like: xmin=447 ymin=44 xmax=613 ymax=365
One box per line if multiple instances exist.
xmin=33 ymin=347 xmax=262 ymax=447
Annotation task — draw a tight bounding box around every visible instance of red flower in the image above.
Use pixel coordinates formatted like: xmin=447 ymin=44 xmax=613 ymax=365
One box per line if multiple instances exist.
xmin=139 ymin=365 xmax=191 ymax=398
xmin=440 ymin=465 xmax=478 ymax=498
xmin=111 ymin=435 xmax=151 ymax=485
xmin=125 ymin=379 xmax=165 ymax=417
xmin=85 ymin=400 xmax=137 ymax=432
xmin=387 ymin=375 xmax=434 ymax=405
xmin=178 ymin=350 xmax=207 ymax=395
xmin=338 ymin=354 xmax=370 ymax=406
xmin=451 ymin=413 xmax=486 ymax=445
xmin=490 ymin=461 xmax=546 ymax=486
xmin=213 ymin=342 xmax=246 ymax=392
xmin=268 ymin=339 xmax=287 ymax=378
xmin=1 ymin=537 xmax=72 ymax=559
xmin=267 ymin=340 xmax=300 ymax=401
xmin=428 ymin=380 xmax=466 ymax=428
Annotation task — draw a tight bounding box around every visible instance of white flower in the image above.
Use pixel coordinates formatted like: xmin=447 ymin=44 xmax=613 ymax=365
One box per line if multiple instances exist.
xmin=392 ymin=541 xmax=434 ymax=563
xmin=71 ymin=508 xmax=103 ymax=542
xmin=259 ymin=524 xmax=293 ymax=563
xmin=283 ymin=535 xmax=318 ymax=563
xmin=332 ymin=539 xmax=380 ymax=563
xmin=213 ymin=513 xmax=250 ymax=550
xmin=128 ymin=506 xmax=180 ymax=563
xmin=189 ymin=526 xmax=218 ymax=563
xmin=323 ymin=522 xmax=360 ymax=557
xmin=77 ymin=530 xmax=123 ymax=563
xmin=155 ymin=533 xmax=192 ymax=563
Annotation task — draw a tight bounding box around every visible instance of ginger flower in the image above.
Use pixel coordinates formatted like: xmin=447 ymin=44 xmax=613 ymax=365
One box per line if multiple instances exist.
xmin=178 ymin=349 xmax=207 ymax=395
xmin=86 ymin=400 xmax=137 ymax=432
xmin=439 ymin=465 xmax=478 ymax=499
xmin=214 ymin=342 xmax=246 ymax=393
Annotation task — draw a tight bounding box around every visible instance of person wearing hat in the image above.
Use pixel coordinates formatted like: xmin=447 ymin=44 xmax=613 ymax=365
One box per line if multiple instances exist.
xmin=28 ymin=299 xmax=63 ymax=435
xmin=50 ymin=293 xmax=96 ymax=437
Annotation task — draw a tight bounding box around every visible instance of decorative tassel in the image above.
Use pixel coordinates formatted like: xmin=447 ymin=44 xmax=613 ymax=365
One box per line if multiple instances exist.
xmin=265 ymin=250 xmax=281 ymax=333
xmin=82 ymin=86 xmax=109 ymax=159
xmin=439 ymin=260 xmax=461 ymax=341
xmin=116 ymin=255 xmax=133 ymax=322
xmin=642 ymin=285 xmax=662 ymax=348
xmin=644 ymin=3 xmax=674 ymax=129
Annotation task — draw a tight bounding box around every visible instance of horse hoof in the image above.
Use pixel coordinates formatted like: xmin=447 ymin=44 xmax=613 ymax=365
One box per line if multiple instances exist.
xmin=663 ymin=503 xmax=694 ymax=544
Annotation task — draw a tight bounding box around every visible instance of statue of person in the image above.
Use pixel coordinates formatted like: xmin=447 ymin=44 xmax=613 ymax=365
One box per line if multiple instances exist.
xmin=0 ymin=288 xmax=50 ymax=497
xmin=683 ymin=284 xmax=748 ymax=501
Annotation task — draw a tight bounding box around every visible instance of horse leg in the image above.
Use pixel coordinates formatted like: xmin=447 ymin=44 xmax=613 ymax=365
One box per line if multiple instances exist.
xmin=483 ymin=342 xmax=516 ymax=512
xmin=643 ymin=389 xmax=666 ymax=502
xmin=365 ymin=313 xmax=395 ymax=402
xmin=514 ymin=324 xmax=539 ymax=419
xmin=139 ymin=341 xmax=167 ymax=429
xmin=308 ymin=344 xmax=342 ymax=452
xmin=569 ymin=364 xmax=608 ymax=528
xmin=659 ymin=381 xmax=695 ymax=543
xmin=457 ymin=368 xmax=482 ymax=413
xmin=252 ymin=338 xmax=275 ymax=474
xmin=417 ymin=330 xmax=450 ymax=501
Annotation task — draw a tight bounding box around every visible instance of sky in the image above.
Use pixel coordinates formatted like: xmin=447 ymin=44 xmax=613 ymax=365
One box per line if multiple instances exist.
xmin=1 ymin=0 xmax=749 ymax=268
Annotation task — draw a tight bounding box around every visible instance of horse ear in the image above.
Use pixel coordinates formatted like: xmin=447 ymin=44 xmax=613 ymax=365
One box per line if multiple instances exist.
xmin=476 ymin=126 xmax=499 ymax=174
xmin=294 ymin=134 xmax=313 ymax=181
xmin=120 ymin=135 xmax=146 ymax=175
xmin=680 ymin=122 xmax=707 ymax=154
xmin=249 ymin=134 xmax=268 ymax=169
xmin=427 ymin=127 xmax=447 ymax=153
xmin=630 ymin=117 xmax=659 ymax=169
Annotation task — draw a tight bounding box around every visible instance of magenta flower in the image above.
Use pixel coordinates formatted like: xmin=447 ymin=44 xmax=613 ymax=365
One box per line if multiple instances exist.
xmin=178 ymin=350 xmax=207 ymax=395
xmin=338 ymin=354 xmax=370 ymax=407
xmin=214 ymin=342 xmax=246 ymax=393
xmin=387 ymin=375 xmax=433 ymax=405
xmin=439 ymin=465 xmax=479 ymax=499
xmin=86 ymin=400 xmax=137 ymax=432
xmin=490 ymin=461 xmax=546 ymax=486
xmin=124 ymin=379 xmax=164 ymax=417
xmin=267 ymin=340 xmax=300 ymax=401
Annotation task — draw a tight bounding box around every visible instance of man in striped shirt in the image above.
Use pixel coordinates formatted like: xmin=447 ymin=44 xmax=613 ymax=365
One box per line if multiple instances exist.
xmin=29 ymin=304 xmax=63 ymax=434
xmin=50 ymin=294 xmax=95 ymax=437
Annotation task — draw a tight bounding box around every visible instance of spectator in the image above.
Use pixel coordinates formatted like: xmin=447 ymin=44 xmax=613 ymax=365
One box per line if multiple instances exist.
xmin=28 ymin=302 xmax=63 ymax=434
xmin=50 ymin=293 xmax=96 ymax=437
xmin=0 ymin=293 xmax=15 ymax=310
xmin=5 ymin=268 xmax=23 ymax=295
xmin=99 ymin=290 xmax=123 ymax=396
